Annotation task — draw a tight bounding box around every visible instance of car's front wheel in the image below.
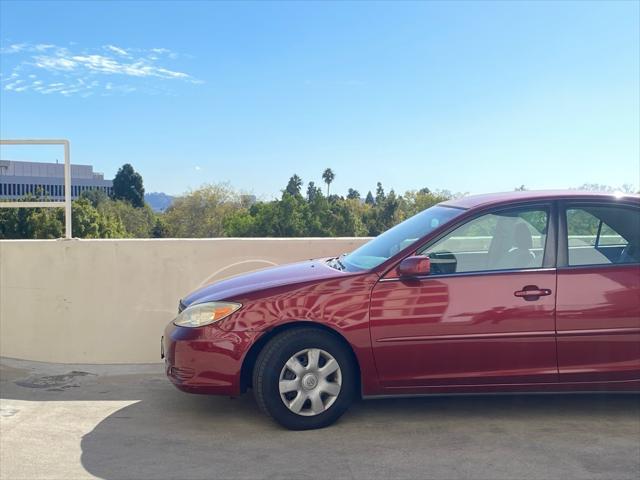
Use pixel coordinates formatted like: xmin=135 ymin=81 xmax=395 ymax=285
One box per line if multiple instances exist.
xmin=252 ymin=327 xmax=356 ymax=430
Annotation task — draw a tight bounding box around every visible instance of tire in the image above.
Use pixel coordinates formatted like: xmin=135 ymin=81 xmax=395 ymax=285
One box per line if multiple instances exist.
xmin=252 ymin=327 xmax=356 ymax=430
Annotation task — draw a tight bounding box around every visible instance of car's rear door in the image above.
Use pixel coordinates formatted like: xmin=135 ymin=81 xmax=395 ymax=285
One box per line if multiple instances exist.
xmin=370 ymin=202 xmax=559 ymax=391
xmin=556 ymin=200 xmax=640 ymax=383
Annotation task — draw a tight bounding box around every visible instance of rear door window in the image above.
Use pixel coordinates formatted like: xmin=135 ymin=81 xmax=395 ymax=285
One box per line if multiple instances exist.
xmin=565 ymin=205 xmax=640 ymax=266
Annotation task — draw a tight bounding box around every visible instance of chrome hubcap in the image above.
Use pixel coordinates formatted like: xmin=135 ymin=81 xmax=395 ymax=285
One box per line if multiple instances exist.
xmin=279 ymin=348 xmax=342 ymax=417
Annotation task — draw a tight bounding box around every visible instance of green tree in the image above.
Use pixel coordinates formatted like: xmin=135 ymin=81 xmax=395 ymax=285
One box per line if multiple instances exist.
xmin=98 ymin=200 xmax=155 ymax=237
xmin=97 ymin=213 xmax=127 ymax=238
xmin=327 ymin=198 xmax=368 ymax=236
xmin=305 ymin=191 xmax=331 ymax=236
xmin=365 ymin=191 xmax=375 ymax=205
xmin=80 ymin=188 xmax=110 ymax=207
xmin=0 ymin=196 xmax=128 ymax=239
xmin=73 ymin=198 xmax=128 ymax=238
xmin=3 ymin=172 xmax=479 ymax=239
xmin=112 ymin=163 xmax=145 ymax=208
xmin=238 ymin=202 xmax=279 ymax=236
xmin=72 ymin=198 xmax=101 ymax=238
xmin=375 ymin=182 xmax=385 ymax=203
xmin=30 ymin=208 xmax=65 ymax=238
xmin=223 ymin=209 xmax=257 ymax=236
xmin=346 ymin=188 xmax=360 ymax=200
xmin=380 ymin=189 xmax=401 ymax=228
xmin=163 ymin=183 xmax=245 ymax=237
xmin=277 ymin=192 xmax=309 ymax=236
xmin=285 ymin=174 xmax=303 ymax=197
xmin=322 ymin=168 xmax=335 ymax=196
xmin=0 ymin=196 xmax=64 ymax=239
xmin=152 ymin=216 xmax=170 ymax=238
xmin=402 ymin=189 xmax=451 ymax=217
xmin=306 ymin=181 xmax=322 ymax=202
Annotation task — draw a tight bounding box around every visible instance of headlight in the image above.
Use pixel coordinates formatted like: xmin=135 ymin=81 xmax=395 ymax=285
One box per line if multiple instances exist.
xmin=173 ymin=301 xmax=242 ymax=328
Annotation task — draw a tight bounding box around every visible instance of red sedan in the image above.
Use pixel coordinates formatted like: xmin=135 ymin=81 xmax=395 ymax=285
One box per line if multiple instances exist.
xmin=163 ymin=190 xmax=640 ymax=430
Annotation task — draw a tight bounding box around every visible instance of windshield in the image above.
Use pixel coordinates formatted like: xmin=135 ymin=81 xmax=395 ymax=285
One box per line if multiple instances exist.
xmin=341 ymin=205 xmax=465 ymax=271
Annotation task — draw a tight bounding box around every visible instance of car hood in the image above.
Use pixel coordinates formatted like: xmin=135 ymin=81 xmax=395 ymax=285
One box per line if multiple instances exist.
xmin=181 ymin=258 xmax=349 ymax=307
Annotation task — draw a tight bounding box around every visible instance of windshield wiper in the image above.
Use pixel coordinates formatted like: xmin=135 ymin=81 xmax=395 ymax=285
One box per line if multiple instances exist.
xmin=327 ymin=255 xmax=346 ymax=271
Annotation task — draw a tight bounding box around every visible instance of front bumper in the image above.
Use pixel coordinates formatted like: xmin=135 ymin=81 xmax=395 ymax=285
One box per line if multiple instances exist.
xmin=162 ymin=321 xmax=260 ymax=396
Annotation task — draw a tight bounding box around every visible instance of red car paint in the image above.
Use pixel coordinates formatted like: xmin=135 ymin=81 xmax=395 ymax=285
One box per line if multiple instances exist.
xmin=164 ymin=191 xmax=640 ymax=397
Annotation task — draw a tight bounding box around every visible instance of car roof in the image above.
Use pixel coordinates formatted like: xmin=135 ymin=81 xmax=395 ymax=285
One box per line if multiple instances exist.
xmin=441 ymin=189 xmax=640 ymax=210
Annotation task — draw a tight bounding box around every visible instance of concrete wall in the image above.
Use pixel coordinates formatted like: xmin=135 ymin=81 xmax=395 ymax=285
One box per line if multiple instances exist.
xmin=0 ymin=238 xmax=369 ymax=364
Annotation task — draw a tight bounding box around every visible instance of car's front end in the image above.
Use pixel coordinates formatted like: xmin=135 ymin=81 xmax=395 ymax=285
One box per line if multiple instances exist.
xmin=162 ymin=304 xmax=260 ymax=395
xmin=162 ymin=258 xmax=369 ymax=397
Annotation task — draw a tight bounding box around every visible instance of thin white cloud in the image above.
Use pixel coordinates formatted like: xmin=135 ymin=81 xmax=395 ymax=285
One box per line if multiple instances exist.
xmin=0 ymin=43 xmax=28 ymax=54
xmin=34 ymin=44 xmax=56 ymax=52
xmin=104 ymin=45 xmax=129 ymax=56
xmin=54 ymin=54 xmax=191 ymax=80
xmin=4 ymin=80 xmax=24 ymax=91
xmin=34 ymin=56 xmax=77 ymax=70
xmin=2 ymin=42 xmax=58 ymax=54
xmin=1 ymin=42 xmax=201 ymax=97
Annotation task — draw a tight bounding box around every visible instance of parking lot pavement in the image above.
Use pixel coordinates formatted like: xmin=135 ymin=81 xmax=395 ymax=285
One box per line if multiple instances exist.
xmin=1 ymin=358 xmax=639 ymax=480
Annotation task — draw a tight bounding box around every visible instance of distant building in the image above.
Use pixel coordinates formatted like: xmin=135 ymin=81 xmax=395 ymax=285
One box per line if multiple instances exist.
xmin=0 ymin=160 xmax=113 ymax=200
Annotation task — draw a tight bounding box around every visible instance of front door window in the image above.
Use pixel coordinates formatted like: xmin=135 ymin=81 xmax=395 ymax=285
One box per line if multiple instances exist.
xmin=419 ymin=207 xmax=549 ymax=275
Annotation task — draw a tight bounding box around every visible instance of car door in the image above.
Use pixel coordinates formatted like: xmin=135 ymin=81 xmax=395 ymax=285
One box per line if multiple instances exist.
xmin=556 ymin=201 xmax=640 ymax=383
xmin=370 ymin=203 xmax=559 ymax=391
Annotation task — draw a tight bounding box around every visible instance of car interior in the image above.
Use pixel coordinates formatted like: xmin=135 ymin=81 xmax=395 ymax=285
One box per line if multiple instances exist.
xmin=567 ymin=205 xmax=640 ymax=266
xmin=424 ymin=204 xmax=639 ymax=275
xmin=423 ymin=210 xmax=547 ymax=275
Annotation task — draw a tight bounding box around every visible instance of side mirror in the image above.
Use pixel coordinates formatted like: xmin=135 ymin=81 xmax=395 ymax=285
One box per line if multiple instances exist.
xmin=397 ymin=256 xmax=431 ymax=278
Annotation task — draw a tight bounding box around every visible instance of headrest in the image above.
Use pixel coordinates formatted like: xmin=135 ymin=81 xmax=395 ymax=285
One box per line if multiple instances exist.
xmin=514 ymin=222 xmax=533 ymax=250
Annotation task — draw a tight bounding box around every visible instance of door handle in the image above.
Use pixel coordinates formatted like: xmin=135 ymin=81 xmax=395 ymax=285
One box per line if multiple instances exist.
xmin=514 ymin=285 xmax=552 ymax=300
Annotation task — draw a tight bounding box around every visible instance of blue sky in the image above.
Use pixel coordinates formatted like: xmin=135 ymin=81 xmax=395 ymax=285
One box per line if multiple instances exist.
xmin=1 ymin=0 xmax=638 ymax=198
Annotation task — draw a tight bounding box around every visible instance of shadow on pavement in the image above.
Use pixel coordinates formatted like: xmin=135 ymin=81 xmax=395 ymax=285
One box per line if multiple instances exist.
xmin=2 ymin=358 xmax=639 ymax=480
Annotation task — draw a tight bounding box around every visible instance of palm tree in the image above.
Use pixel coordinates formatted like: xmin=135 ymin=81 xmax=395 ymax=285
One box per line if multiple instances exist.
xmin=285 ymin=174 xmax=303 ymax=196
xmin=322 ymin=168 xmax=335 ymax=196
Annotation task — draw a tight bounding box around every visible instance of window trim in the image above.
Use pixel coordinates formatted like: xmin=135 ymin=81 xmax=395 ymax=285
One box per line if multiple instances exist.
xmin=382 ymin=201 xmax=557 ymax=280
xmin=558 ymin=200 xmax=640 ymax=269
xmin=594 ymin=218 xmax=603 ymax=248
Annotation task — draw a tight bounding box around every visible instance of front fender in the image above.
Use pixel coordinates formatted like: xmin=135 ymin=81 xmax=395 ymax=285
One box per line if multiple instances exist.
xmin=221 ymin=272 xmax=382 ymax=395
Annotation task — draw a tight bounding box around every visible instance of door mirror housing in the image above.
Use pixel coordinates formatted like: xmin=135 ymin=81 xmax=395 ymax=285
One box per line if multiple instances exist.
xmin=397 ymin=256 xmax=431 ymax=277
